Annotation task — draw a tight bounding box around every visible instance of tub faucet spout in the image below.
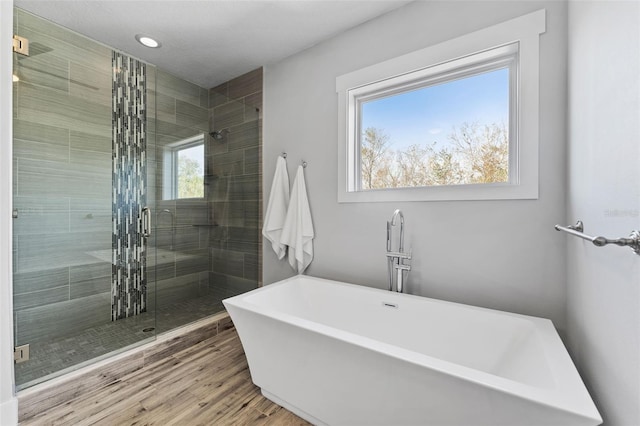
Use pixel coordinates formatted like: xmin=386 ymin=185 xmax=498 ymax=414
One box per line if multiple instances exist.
xmin=386 ymin=209 xmax=411 ymax=292
xmin=391 ymin=209 xmax=404 ymax=252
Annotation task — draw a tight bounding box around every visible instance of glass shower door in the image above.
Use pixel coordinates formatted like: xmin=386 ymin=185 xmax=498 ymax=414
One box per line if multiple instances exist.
xmin=12 ymin=8 xmax=157 ymax=389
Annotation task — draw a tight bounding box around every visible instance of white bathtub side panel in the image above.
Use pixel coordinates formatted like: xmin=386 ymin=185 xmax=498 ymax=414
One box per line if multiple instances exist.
xmin=227 ymin=307 xmax=599 ymax=426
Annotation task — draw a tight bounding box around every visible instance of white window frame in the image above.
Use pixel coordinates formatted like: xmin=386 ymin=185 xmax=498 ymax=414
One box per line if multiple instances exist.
xmin=336 ymin=9 xmax=546 ymax=202
xmin=162 ymin=133 xmax=205 ymax=200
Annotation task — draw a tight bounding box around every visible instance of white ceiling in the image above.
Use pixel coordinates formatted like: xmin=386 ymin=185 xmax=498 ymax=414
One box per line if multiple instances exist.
xmin=15 ymin=0 xmax=413 ymax=88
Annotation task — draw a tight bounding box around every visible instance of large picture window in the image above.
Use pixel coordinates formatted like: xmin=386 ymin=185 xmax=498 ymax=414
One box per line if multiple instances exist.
xmin=336 ymin=9 xmax=546 ymax=202
xmin=356 ymin=44 xmax=516 ymax=191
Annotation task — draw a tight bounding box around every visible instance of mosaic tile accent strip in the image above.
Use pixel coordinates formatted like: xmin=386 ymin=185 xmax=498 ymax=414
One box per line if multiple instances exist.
xmin=111 ymin=52 xmax=147 ymax=321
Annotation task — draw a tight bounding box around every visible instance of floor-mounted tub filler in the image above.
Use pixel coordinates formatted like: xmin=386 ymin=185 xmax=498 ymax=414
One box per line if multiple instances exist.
xmin=224 ymin=276 xmax=602 ymax=426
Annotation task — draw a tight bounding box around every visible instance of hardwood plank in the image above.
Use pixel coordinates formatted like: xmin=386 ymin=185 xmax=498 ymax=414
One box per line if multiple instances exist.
xmin=18 ymin=351 xmax=145 ymax=421
xmin=165 ymin=377 xmax=256 ymax=426
xmin=21 ymin=326 xmax=312 ymax=426
xmin=265 ymin=408 xmax=314 ymax=426
xmin=142 ymin=321 xmax=218 ymax=366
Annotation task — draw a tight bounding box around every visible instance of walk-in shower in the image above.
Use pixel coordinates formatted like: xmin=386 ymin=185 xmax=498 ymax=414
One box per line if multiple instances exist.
xmin=11 ymin=8 xmax=261 ymax=389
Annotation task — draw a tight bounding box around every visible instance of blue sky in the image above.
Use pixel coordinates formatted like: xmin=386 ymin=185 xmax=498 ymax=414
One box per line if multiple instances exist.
xmin=361 ymin=68 xmax=509 ymax=152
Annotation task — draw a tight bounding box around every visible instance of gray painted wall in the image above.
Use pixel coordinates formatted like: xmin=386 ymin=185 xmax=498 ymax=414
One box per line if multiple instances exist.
xmin=263 ymin=1 xmax=569 ymax=329
xmin=567 ymin=2 xmax=640 ymax=425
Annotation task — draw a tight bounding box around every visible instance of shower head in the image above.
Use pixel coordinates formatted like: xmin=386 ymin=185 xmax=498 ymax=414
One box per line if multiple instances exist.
xmin=209 ymin=129 xmax=229 ymax=140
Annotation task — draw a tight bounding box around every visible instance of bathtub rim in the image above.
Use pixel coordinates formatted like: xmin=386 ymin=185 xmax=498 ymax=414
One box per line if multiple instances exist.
xmin=224 ymin=274 xmax=602 ymax=424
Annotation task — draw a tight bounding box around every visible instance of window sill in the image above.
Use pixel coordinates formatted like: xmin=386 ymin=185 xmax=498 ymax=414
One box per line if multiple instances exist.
xmin=338 ymin=181 xmax=538 ymax=203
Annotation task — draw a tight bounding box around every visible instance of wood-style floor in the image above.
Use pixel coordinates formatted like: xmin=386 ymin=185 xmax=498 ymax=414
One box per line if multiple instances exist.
xmin=22 ymin=327 xmax=312 ymax=426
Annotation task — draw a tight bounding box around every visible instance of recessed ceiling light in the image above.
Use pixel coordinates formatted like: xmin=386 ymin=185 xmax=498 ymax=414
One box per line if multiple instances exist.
xmin=135 ymin=34 xmax=161 ymax=48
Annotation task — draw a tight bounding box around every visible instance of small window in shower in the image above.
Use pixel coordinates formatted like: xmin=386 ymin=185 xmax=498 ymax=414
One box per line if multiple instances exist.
xmin=163 ymin=134 xmax=205 ymax=200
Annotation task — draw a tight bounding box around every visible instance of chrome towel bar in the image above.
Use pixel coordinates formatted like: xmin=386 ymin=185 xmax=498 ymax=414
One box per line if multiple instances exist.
xmin=555 ymin=220 xmax=640 ymax=255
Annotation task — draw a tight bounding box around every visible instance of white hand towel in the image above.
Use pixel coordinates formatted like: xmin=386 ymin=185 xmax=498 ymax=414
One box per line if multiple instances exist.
xmin=280 ymin=165 xmax=314 ymax=274
xmin=262 ymin=156 xmax=290 ymax=259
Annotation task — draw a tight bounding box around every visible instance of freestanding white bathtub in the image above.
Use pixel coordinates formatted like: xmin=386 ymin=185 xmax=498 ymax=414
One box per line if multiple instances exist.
xmin=224 ymin=275 xmax=602 ymax=426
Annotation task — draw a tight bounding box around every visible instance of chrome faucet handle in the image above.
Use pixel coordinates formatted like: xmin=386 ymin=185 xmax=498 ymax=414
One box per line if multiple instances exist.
xmin=385 ymin=251 xmax=411 ymax=259
xmin=394 ymin=263 xmax=411 ymax=271
xmin=385 ymin=248 xmax=412 ymax=260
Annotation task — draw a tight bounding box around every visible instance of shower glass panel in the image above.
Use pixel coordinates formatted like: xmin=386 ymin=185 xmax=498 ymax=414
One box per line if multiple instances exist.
xmin=11 ymin=7 xmax=261 ymax=390
xmin=152 ymin=70 xmax=261 ymax=333
xmin=12 ymin=8 xmax=157 ymax=389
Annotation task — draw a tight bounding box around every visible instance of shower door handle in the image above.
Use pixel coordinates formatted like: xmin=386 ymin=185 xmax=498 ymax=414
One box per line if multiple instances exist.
xmin=142 ymin=206 xmax=151 ymax=238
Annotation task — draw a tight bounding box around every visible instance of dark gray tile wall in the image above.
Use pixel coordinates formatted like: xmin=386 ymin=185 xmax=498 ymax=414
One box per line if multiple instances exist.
xmin=208 ymin=68 xmax=263 ymax=295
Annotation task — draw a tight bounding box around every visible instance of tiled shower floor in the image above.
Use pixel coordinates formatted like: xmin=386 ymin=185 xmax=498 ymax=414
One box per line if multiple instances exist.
xmin=15 ymin=294 xmax=226 ymax=389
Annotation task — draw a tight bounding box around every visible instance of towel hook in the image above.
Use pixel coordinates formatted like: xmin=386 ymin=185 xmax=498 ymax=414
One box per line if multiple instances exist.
xmin=282 ymin=152 xmax=287 ymax=159
xmin=302 ymin=160 xmax=307 ymax=168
